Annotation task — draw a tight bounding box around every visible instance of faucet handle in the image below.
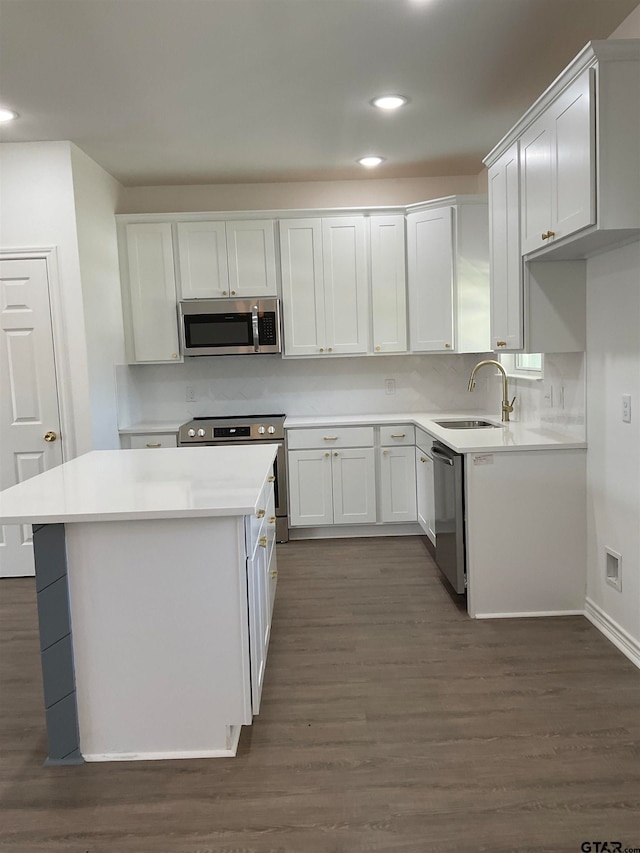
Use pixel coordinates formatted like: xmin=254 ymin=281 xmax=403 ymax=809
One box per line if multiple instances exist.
xmin=510 ymin=396 xmax=516 ymax=408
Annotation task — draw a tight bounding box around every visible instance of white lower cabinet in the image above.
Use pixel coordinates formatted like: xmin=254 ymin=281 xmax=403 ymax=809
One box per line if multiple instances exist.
xmin=121 ymin=432 xmax=178 ymax=449
xmin=416 ymin=445 xmax=435 ymax=544
xmin=379 ymin=446 xmax=417 ymax=523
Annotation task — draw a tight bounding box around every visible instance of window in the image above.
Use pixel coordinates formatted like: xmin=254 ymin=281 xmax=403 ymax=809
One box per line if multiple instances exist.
xmin=499 ymin=352 xmax=544 ymax=380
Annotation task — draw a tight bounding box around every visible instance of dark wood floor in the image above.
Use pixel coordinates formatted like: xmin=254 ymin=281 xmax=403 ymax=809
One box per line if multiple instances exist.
xmin=1 ymin=537 xmax=640 ymax=853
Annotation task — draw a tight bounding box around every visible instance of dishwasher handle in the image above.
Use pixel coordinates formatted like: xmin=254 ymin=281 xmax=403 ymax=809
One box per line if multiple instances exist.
xmin=431 ymin=445 xmax=455 ymax=466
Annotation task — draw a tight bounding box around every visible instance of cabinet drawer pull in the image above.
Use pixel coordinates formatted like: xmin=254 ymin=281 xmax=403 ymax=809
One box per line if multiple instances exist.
xmin=268 ymin=475 xmax=275 ymax=483
xmin=496 ymin=341 xmax=507 ymax=347
xmin=541 ymin=230 xmax=555 ymax=240
xmin=323 ymin=436 xmax=338 ymax=441
xmin=390 ymin=433 xmax=406 ymax=438
xmin=257 ymin=509 xmax=265 ymax=518
xmin=146 ymin=443 xmax=162 ymax=448
xmin=259 ymin=536 xmax=268 ymax=548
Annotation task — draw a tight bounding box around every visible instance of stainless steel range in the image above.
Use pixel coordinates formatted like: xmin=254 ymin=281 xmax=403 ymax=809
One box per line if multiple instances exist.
xmin=178 ymin=414 xmax=288 ymax=542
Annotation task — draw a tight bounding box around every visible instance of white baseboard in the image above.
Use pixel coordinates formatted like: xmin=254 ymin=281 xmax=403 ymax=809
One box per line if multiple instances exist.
xmin=585 ymin=597 xmax=640 ymax=671
xmin=83 ymin=725 xmax=243 ymax=762
xmin=474 ymin=609 xmax=585 ymax=619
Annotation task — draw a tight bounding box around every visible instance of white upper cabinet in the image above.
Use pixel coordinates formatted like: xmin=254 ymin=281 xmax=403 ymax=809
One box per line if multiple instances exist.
xmin=370 ymin=215 xmax=407 ymax=354
xmin=177 ymin=219 xmax=277 ymax=299
xmin=407 ymin=197 xmax=490 ymax=354
xmin=122 ymin=223 xmax=181 ymax=364
xmin=488 ymin=142 xmax=524 ymax=351
xmin=485 ymin=40 xmax=640 ymax=260
xmin=279 ymin=215 xmax=369 ymax=357
xmin=520 ymin=68 xmax=595 ymax=255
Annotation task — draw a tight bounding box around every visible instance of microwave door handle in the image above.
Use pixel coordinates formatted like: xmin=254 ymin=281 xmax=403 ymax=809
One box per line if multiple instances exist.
xmin=251 ymin=305 xmax=260 ymax=352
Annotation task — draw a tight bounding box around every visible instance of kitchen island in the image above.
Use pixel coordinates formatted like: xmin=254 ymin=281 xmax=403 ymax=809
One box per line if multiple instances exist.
xmin=0 ymin=445 xmax=279 ymax=765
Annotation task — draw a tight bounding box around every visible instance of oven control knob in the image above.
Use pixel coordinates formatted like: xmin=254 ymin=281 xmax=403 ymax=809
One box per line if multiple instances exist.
xmin=188 ymin=428 xmax=196 ymax=438
xmin=197 ymin=428 xmax=206 ymax=437
xmin=258 ymin=426 xmax=266 ymax=434
xmin=267 ymin=426 xmax=276 ymax=434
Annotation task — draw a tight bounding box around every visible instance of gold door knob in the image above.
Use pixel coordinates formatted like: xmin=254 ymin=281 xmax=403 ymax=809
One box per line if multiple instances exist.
xmin=496 ymin=341 xmax=507 ymax=347
xmin=541 ymin=230 xmax=555 ymax=240
xmin=259 ymin=535 xmax=268 ymax=548
xmin=44 ymin=431 xmax=57 ymax=442
xmin=268 ymin=475 xmax=275 ymax=483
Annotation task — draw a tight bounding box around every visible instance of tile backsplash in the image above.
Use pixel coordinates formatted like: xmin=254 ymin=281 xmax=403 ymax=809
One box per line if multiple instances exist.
xmin=116 ymin=353 xmax=497 ymax=426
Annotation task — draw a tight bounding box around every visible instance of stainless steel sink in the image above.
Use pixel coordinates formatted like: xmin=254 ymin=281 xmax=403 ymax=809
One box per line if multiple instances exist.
xmin=434 ymin=419 xmax=503 ymax=430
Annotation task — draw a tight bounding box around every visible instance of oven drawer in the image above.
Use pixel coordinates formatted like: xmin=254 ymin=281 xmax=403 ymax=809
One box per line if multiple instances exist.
xmin=287 ymin=426 xmax=374 ymax=450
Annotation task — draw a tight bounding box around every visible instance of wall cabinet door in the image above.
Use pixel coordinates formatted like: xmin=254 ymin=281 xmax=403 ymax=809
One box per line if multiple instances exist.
xmin=331 ymin=447 xmax=377 ymax=525
xmin=226 ymin=220 xmax=277 ymax=297
xmin=124 ymin=223 xmax=181 ymax=363
xmin=176 ymin=221 xmax=229 ymax=299
xmin=279 ymin=219 xmax=326 ymax=356
xmin=322 ymin=217 xmax=369 ymax=355
xmin=288 ymin=449 xmax=333 ymax=526
xmin=379 ymin=446 xmax=417 ymax=524
xmin=488 ymin=142 xmax=524 ymax=351
xmin=407 ymin=207 xmax=455 ymax=352
xmin=521 ymin=68 xmax=595 ymax=254
xmin=370 ymin=215 xmax=407 ymax=353
xmin=416 ymin=447 xmax=435 ymax=544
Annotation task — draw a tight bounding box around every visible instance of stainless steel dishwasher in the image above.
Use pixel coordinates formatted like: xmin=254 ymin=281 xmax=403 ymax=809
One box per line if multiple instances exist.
xmin=431 ymin=441 xmax=466 ymax=594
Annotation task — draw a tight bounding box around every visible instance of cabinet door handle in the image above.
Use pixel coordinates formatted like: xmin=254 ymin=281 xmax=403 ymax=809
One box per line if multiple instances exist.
xmin=257 ymin=509 xmax=265 ymax=518
xmin=145 ymin=442 xmax=162 ymax=448
xmin=271 ymin=570 xmax=278 ymax=579
xmin=323 ymin=436 xmax=338 ymax=441
xmin=259 ymin=536 xmax=268 ymax=548
xmin=383 ymin=450 xmax=389 ymax=455
xmin=444 ymin=343 xmax=451 ymax=349
xmin=390 ymin=433 xmax=406 ymax=438
xmin=334 ymin=452 xmax=339 ymax=457
xmin=268 ymin=475 xmax=275 ymax=483
xmin=541 ymin=230 xmax=556 ymax=240
xmin=420 ymin=456 xmax=427 ymax=463
xmin=324 ymin=452 xmax=330 ymax=457
xmin=269 ymin=516 xmax=276 ymax=524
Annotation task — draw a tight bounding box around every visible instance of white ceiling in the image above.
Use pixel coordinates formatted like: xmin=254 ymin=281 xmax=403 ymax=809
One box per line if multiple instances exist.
xmin=0 ymin=0 xmax=638 ymax=186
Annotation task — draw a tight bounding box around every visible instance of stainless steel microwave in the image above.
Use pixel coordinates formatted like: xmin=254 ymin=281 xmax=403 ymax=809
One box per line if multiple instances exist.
xmin=179 ymin=298 xmax=282 ymax=356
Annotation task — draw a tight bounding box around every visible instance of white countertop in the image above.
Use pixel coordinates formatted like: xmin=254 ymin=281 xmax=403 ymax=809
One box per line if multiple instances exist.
xmin=0 ymin=445 xmax=279 ymax=525
xmin=284 ymin=412 xmax=587 ymax=453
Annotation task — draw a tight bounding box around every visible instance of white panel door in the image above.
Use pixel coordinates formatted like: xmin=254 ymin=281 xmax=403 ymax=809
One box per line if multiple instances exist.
xmin=322 ymin=217 xmax=369 ymax=354
xmin=226 ymin=220 xmax=277 ymax=297
xmin=370 ymin=215 xmax=407 ymax=353
xmin=407 ymin=207 xmax=455 ymax=352
xmin=520 ymin=115 xmax=553 ymax=255
xmin=416 ymin=448 xmax=435 ymax=544
xmin=488 ymin=142 xmax=524 ymax=351
xmin=379 ymin=446 xmax=417 ymax=523
xmin=331 ymin=448 xmax=376 ymax=525
xmin=279 ymin=219 xmax=326 ymax=356
xmin=125 ymin=223 xmax=180 ymax=363
xmin=288 ymin=449 xmax=333 ymax=526
xmin=551 ymin=68 xmax=595 ymax=243
xmin=0 ymin=259 xmax=63 ymax=577
xmin=176 ymin=221 xmax=229 ymax=299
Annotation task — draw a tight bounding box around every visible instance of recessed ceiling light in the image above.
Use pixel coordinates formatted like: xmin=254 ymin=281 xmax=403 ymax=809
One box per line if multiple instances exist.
xmin=371 ymin=95 xmax=409 ymax=111
xmin=0 ymin=107 xmax=18 ymax=123
xmin=357 ymin=156 xmax=385 ymax=168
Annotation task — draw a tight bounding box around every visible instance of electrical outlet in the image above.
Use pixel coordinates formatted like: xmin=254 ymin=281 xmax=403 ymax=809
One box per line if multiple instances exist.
xmin=385 ymin=379 xmax=396 ymax=395
xmin=186 ymin=385 xmax=197 ymax=402
xmin=543 ymin=384 xmax=553 ymax=408
xmin=558 ymin=385 xmax=565 ymax=410
xmin=622 ymin=394 xmax=631 ymax=423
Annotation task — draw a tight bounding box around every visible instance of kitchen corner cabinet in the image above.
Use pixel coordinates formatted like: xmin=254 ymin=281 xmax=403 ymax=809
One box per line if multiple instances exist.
xmin=287 ymin=427 xmax=376 ymax=526
xmin=279 ymin=217 xmax=369 ymax=357
xmin=406 ymin=197 xmax=490 ymax=354
xmin=120 ymin=223 xmax=182 ymax=364
xmin=485 ymin=40 xmax=640 ymax=262
xmin=370 ymin=215 xmax=407 ymax=353
xmin=177 ymin=219 xmax=277 ymax=300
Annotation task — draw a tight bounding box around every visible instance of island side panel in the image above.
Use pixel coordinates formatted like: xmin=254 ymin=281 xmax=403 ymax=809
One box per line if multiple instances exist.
xmin=32 ymin=524 xmax=83 ymax=765
xmin=65 ymin=515 xmax=252 ymax=761
xmin=465 ymin=449 xmax=587 ymax=618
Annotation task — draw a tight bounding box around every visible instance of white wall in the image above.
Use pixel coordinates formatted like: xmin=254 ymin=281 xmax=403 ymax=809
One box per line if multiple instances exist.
xmin=70 ymin=145 xmax=125 ymax=449
xmin=585 ymin=239 xmax=640 ymax=657
xmin=0 ymin=142 xmax=93 ymax=456
xmin=115 ymin=353 xmax=493 ymax=427
xmin=118 ymin=174 xmax=482 ymax=214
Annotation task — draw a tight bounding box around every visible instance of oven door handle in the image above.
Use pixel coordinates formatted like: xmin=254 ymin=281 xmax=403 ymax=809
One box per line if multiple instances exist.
xmin=251 ymin=305 xmax=260 ymax=352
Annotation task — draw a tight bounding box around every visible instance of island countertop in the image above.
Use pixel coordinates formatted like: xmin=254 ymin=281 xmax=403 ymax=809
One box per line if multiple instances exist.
xmin=0 ymin=445 xmax=279 ymax=525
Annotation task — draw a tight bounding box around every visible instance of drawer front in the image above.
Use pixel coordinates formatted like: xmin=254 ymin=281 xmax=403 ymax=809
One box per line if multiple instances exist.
xmin=287 ymin=426 xmax=375 ymax=450
xmin=128 ymin=433 xmax=177 ymax=449
xmin=415 ymin=427 xmax=434 ymax=455
xmin=379 ymin=425 xmax=415 ymax=446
